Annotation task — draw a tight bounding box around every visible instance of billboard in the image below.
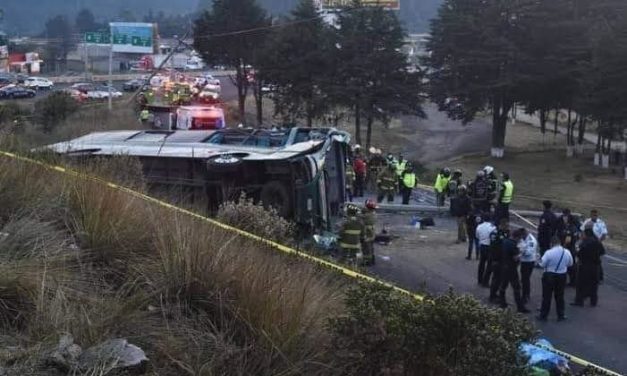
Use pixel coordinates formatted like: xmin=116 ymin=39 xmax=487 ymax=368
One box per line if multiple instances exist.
xmin=110 ymin=22 xmax=155 ymax=54
xmin=318 ymin=0 xmax=400 ymax=10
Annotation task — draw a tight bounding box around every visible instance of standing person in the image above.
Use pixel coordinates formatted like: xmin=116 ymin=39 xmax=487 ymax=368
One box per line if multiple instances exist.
xmin=139 ymin=108 xmax=151 ymax=124
xmin=488 ymin=219 xmax=509 ymax=302
xmin=496 ymin=172 xmax=514 ymax=222
xmin=450 ymin=185 xmax=471 ymax=244
xmin=497 ymin=228 xmax=530 ymax=313
xmin=537 ymin=236 xmax=574 ymax=322
xmin=367 ymin=149 xmax=386 ymax=191
xmin=572 ymin=227 xmax=605 ymax=307
xmin=361 ymin=200 xmax=378 ymax=266
xmin=395 ymin=154 xmax=407 ymax=193
xmin=376 ymin=164 xmax=397 ymax=203
xmin=580 ymin=209 xmax=609 ymax=282
xmin=400 ymin=163 xmax=417 ymax=205
xmin=517 ymin=228 xmax=538 ymax=304
xmin=469 ymin=170 xmax=489 ymax=214
xmin=466 ymin=211 xmax=481 ymax=260
xmin=345 ymin=160 xmax=355 ymax=202
xmin=537 ymin=200 xmax=558 ymax=257
xmin=557 ymin=209 xmax=580 ymax=286
xmin=476 ymin=214 xmax=496 ymax=285
xmin=484 ymin=165 xmax=498 ymax=211
xmin=434 ymin=167 xmax=451 ymax=206
xmin=353 ymin=154 xmax=367 ymax=198
xmin=338 ymin=204 xmax=364 ymax=263
xmin=447 ymin=169 xmax=463 ymax=199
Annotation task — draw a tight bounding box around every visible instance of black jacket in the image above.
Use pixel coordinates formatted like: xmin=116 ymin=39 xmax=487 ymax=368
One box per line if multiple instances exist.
xmin=450 ymin=194 xmax=472 ymax=217
xmin=578 ymin=238 xmax=605 ymax=266
xmin=538 ymin=210 xmax=558 ymax=242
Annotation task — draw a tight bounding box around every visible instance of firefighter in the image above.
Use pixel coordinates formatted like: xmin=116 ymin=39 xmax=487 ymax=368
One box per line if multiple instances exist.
xmin=470 ymin=170 xmax=489 ymax=213
xmin=484 ymin=165 xmax=498 ymax=210
xmin=367 ymin=149 xmax=386 ymax=191
xmin=353 ymin=153 xmax=367 ymax=198
xmin=434 ymin=167 xmax=451 ymax=206
xmin=377 ymin=164 xmax=397 ymax=203
xmin=345 ymin=160 xmax=355 ymax=202
xmin=339 ymin=204 xmax=364 ymax=262
xmin=361 ymin=199 xmax=378 ymax=265
xmin=448 ymin=169 xmax=463 ymax=198
xmin=401 ymin=163 xmax=417 ymax=205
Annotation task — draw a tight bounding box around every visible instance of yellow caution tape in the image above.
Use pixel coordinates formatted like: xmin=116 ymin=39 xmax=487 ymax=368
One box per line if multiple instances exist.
xmin=0 ymin=150 xmax=623 ymax=376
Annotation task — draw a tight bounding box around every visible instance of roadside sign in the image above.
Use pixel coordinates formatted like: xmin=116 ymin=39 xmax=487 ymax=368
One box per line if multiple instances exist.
xmin=110 ymin=22 xmax=155 ymax=54
xmin=85 ymin=32 xmax=111 ymax=45
xmin=318 ymin=0 xmax=400 ymax=10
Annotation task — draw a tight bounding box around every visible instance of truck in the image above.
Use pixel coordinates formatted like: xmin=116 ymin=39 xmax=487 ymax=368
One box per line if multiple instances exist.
xmin=45 ymin=127 xmax=352 ymax=233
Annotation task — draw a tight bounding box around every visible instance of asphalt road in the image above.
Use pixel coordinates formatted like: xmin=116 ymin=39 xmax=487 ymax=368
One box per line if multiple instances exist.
xmin=352 ymin=192 xmax=627 ymax=375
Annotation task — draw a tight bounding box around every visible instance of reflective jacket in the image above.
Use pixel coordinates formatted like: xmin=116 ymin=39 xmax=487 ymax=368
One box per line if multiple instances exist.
xmin=402 ymin=172 xmax=417 ymax=188
xmin=377 ymin=169 xmax=397 ymax=193
xmin=500 ymin=180 xmax=514 ymax=204
xmin=339 ymin=217 xmax=363 ymax=250
xmin=345 ymin=164 xmax=355 ymax=189
xmin=395 ymin=160 xmax=407 ymax=177
xmin=362 ymin=209 xmax=376 ymax=242
xmin=434 ymin=173 xmax=450 ymax=193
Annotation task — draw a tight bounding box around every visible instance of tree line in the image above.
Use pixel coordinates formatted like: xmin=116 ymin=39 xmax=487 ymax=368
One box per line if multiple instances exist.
xmin=427 ymin=0 xmax=627 ymax=158
xmin=193 ymin=0 xmax=425 ymax=149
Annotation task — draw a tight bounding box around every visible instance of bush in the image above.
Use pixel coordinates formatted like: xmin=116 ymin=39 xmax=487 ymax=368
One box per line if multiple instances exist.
xmin=34 ymin=92 xmax=78 ymax=133
xmin=329 ymin=284 xmax=535 ymax=376
xmin=0 ymin=102 xmax=29 ymax=125
xmin=217 ymin=193 xmax=295 ymax=243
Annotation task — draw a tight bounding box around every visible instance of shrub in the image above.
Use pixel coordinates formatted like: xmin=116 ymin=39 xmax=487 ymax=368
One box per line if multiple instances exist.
xmin=34 ymin=92 xmax=79 ymax=133
xmin=329 ymin=284 xmax=535 ymax=376
xmin=0 ymin=102 xmax=29 ymax=125
xmin=217 ymin=193 xmax=295 ymax=243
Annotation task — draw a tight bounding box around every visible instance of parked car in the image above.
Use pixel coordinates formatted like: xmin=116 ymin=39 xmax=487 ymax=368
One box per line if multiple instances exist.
xmin=23 ymin=77 xmax=54 ymax=90
xmin=122 ymin=78 xmax=148 ymax=92
xmin=59 ymin=88 xmax=88 ymax=103
xmin=87 ymin=86 xmax=123 ymax=99
xmin=70 ymin=83 xmax=96 ymax=93
xmin=0 ymin=77 xmax=14 ymax=88
xmin=0 ymin=86 xmax=36 ymax=99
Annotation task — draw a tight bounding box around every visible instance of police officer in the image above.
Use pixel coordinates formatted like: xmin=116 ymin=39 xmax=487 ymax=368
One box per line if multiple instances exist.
xmin=345 ymin=160 xmax=355 ymax=202
xmin=496 ymin=172 xmax=514 ymax=222
xmin=538 ymin=200 xmax=558 ymax=257
xmin=377 ymin=164 xmax=397 ymax=203
xmin=339 ymin=204 xmax=364 ymax=263
xmin=400 ymin=163 xmax=417 ymax=205
xmin=434 ymin=167 xmax=451 ymax=206
xmin=361 ymin=200 xmax=378 ymax=266
xmin=537 ymin=236 xmax=574 ymax=322
xmin=572 ymin=227 xmax=605 ymax=307
xmin=556 ymin=209 xmax=580 ymax=286
xmin=488 ymin=219 xmax=508 ymax=302
xmin=497 ymin=228 xmax=530 ymax=313
xmin=395 ymin=154 xmax=407 ymax=193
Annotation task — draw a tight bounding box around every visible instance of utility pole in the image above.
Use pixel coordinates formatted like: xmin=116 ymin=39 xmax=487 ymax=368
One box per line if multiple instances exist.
xmin=108 ymin=24 xmax=113 ymax=111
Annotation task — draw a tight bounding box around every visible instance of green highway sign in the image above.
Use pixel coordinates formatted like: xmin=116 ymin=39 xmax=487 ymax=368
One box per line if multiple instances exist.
xmin=110 ymin=22 xmax=155 ymax=54
xmin=85 ymin=32 xmax=111 ymax=44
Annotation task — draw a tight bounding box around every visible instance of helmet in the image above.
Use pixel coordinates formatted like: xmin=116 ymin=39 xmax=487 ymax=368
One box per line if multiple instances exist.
xmin=369 ymin=146 xmax=377 ymax=154
xmin=484 ymin=165 xmax=494 ymax=175
xmin=353 ymin=144 xmax=361 ymax=151
xmin=502 ymin=172 xmax=510 ymax=180
xmin=387 ymin=153 xmax=394 ymax=161
xmin=443 ymin=167 xmax=451 ymax=174
xmin=346 ymin=204 xmax=359 ymax=216
xmin=476 ymin=170 xmax=485 ymax=178
xmin=454 ymin=169 xmax=462 ymax=176
xmin=459 ymin=184 xmax=467 ymax=191
xmin=365 ymin=199 xmax=378 ymax=210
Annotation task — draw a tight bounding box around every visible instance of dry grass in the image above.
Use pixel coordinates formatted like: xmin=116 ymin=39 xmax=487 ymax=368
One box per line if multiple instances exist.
xmin=0 ymin=151 xmax=344 ymax=375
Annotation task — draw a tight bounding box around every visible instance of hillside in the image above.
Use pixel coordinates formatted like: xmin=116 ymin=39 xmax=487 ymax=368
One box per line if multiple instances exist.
xmin=0 ymin=0 xmax=441 ymax=35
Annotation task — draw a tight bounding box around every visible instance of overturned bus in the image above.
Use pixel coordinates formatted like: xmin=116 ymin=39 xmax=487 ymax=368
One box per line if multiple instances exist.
xmin=46 ymin=127 xmax=352 ymax=233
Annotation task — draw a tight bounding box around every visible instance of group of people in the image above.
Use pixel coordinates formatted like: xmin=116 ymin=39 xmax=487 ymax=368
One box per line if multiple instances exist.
xmin=472 ymin=201 xmax=607 ymax=321
xmin=345 ymin=146 xmax=418 ymax=206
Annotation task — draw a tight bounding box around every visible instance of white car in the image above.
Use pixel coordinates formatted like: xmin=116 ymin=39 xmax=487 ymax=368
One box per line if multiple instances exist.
xmin=24 ymin=77 xmax=54 ymax=90
xmin=87 ymin=86 xmax=123 ymax=99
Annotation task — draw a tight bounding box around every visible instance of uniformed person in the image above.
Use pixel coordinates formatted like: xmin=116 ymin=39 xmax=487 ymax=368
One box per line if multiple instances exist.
xmin=361 ymin=199 xmax=378 ymax=266
xmin=377 ymin=164 xmax=397 ymax=203
xmin=496 ymin=172 xmax=514 ymax=222
xmin=434 ymin=167 xmax=451 ymax=206
xmin=484 ymin=165 xmax=498 ymax=210
xmin=497 ymin=228 xmax=530 ymax=313
xmin=400 ymin=163 xmax=417 ymax=205
xmin=395 ymin=154 xmax=408 ymax=193
xmin=339 ymin=204 xmax=364 ymax=262
xmin=556 ymin=209 xmax=580 ymax=286
xmin=139 ymin=109 xmax=150 ymax=124
xmin=345 ymin=160 xmax=355 ymax=202
xmin=488 ymin=219 xmax=509 ymax=302
xmin=469 ymin=170 xmax=489 ymax=213
xmin=538 ymin=200 xmax=558 ymax=257
xmin=447 ymin=169 xmax=463 ymax=198
xmin=572 ymin=227 xmax=604 ymax=307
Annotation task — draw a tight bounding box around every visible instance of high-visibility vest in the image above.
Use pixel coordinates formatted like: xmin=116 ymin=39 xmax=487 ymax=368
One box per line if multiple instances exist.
xmin=140 ymin=110 xmax=150 ymax=120
xmin=339 ymin=217 xmax=363 ymax=250
xmin=362 ymin=210 xmax=376 ymax=242
xmin=402 ymin=172 xmax=416 ymax=188
xmin=396 ymin=160 xmax=407 ymax=176
xmin=501 ymin=180 xmax=514 ymax=203
xmin=345 ymin=165 xmax=355 ymax=189
xmin=434 ymin=174 xmax=450 ymax=193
